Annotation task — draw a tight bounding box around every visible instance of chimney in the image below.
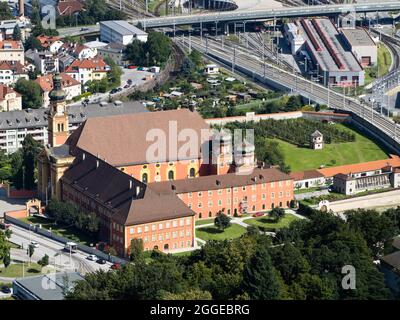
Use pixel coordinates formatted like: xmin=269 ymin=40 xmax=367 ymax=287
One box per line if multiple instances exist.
xmin=19 ymin=0 xmax=24 ymax=17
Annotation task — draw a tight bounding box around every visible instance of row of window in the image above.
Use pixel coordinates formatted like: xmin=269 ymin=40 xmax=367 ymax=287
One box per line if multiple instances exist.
xmin=186 ymin=181 xmax=291 ymax=198
xmin=139 ymin=229 xmax=192 ymax=242
xmin=129 ymin=218 xmax=192 ymax=234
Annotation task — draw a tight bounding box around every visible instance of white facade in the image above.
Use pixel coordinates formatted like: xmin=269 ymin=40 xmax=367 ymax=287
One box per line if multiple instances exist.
xmin=33 ymin=51 xmax=59 ymax=75
xmin=100 ymin=20 xmax=148 ymax=45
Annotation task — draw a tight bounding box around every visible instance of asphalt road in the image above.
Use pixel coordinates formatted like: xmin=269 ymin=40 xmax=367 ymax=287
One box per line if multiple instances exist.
xmin=9 ymin=225 xmax=111 ymax=275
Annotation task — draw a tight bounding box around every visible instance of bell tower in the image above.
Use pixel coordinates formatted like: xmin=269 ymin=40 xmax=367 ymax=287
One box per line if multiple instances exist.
xmin=48 ymin=73 xmax=69 ymax=147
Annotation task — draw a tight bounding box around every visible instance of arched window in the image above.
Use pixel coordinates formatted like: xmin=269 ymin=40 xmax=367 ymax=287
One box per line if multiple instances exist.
xmin=168 ymin=170 xmax=174 ymax=180
xmin=164 ymin=244 xmax=169 ymax=250
xmin=142 ymin=173 xmax=148 ymax=183
xmin=189 ymin=168 xmax=195 ymax=178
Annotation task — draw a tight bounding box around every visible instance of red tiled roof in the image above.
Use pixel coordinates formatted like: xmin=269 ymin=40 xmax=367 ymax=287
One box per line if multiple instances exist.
xmin=317 ymin=155 xmax=400 ymax=178
xmin=0 ymin=61 xmax=25 ymax=74
xmin=0 ymin=40 xmax=23 ymax=50
xmin=0 ymin=84 xmax=20 ymax=100
xmin=65 ymin=57 xmax=108 ymax=73
xmin=36 ymin=36 xmax=62 ymax=48
xmin=35 ymin=73 xmax=80 ymax=92
xmin=57 ymin=0 xmax=84 ymax=16
xmin=290 ymin=169 xmax=324 ymax=181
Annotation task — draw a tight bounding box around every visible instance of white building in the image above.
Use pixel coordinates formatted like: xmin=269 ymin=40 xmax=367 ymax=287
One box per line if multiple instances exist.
xmin=0 ymin=61 xmax=28 ymax=85
xmin=204 ymin=64 xmax=219 ymax=75
xmin=284 ymin=23 xmax=305 ymax=55
xmin=33 ymin=50 xmax=60 ymax=75
xmin=100 ymin=20 xmax=148 ymax=45
xmin=310 ymin=130 xmax=324 ymax=150
xmin=0 ymin=84 xmax=22 ymax=112
xmin=0 ymin=40 xmax=24 ymax=65
xmin=341 ymin=28 xmax=377 ymax=67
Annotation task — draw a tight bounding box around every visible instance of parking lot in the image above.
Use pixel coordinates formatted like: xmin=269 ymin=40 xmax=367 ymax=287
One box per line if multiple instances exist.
xmin=120 ymin=68 xmax=155 ymax=88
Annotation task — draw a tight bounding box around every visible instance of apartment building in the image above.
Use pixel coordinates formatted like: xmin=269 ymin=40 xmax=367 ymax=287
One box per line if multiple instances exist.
xmin=35 ymin=73 xmax=81 ymax=108
xmin=0 ymin=40 xmax=24 ymax=65
xmin=65 ymin=57 xmax=109 ymax=85
xmin=0 ymin=61 xmax=28 ymax=85
xmin=33 ymin=50 xmax=60 ymax=74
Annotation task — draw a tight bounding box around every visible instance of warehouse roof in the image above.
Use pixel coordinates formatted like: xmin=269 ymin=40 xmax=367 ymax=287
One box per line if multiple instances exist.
xmin=100 ymin=20 xmax=148 ymax=36
xmin=341 ymin=28 xmax=376 ymax=47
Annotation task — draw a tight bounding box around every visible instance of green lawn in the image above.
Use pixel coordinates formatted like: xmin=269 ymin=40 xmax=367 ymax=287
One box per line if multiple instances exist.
xmin=195 ymin=218 xmax=215 ymax=226
xmin=0 ymin=263 xmax=42 ymax=278
xmin=196 ymin=224 xmax=247 ymax=241
xmin=378 ymin=43 xmax=392 ymax=77
xmin=294 ymin=187 xmax=321 ymax=195
xmin=21 ymin=216 xmax=95 ymax=247
xmin=245 ymin=214 xmax=299 ymax=230
xmin=273 ymin=124 xmax=388 ymax=172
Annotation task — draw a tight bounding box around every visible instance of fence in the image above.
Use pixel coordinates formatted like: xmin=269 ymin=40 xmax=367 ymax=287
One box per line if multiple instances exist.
xmin=5 ymin=215 xmax=127 ymax=265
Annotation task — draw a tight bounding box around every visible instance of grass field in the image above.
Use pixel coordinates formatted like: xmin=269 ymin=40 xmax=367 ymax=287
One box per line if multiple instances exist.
xmin=195 ymin=218 xmax=215 ymax=226
xmin=273 ymin=124 xmax=388 ymax=172
xmin=377 ymin=43 xmax=392 ymax=77
xmin=0 ymin=263 xmax=42 ymax=278
xmin=196 ymin=224 xmax=247 ymax=241
xmin=245 ymin=214 xmax=299 ymax=230
xmin=21 ymin=216 xmax=94 ymax=247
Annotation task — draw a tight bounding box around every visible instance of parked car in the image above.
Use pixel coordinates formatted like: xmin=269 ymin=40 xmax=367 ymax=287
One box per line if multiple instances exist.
xmin=1 ymin=286 xmax=11 ymax=294
xmin=111 ymin=263 xmax=121 ymax=270
xmin=127 ymin=79 xmax=133 ymax=84
xmin=80 ymin=27 xmax=89 ymax=31
xmin=117 ymin=87 xmax=123 ymax=92
xmin=30 ymin=241 xmax=39 ymax=248
xmin=127 ymin=65 xmax=137 ymax=69
xmin=87 ymin=254 xmax=97 ymax=261
xmin=110 ymin=88 xmax=118 ymax=94
xmin=124 ymin=84 xmax=130 ymax=89
xmin=252 ymin=212 xmax=264 ymax=217
xmin=97 ymin=258 xmax=107 ymax=265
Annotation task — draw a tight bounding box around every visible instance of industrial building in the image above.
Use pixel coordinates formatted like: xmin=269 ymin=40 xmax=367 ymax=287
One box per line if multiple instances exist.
xmin=285 ymin=18 xmax=365 ymax=87
xmin=100 ymin=20 xmax=148 ymax=45
xmin=341 ymin=28 xmax=377 ymax=67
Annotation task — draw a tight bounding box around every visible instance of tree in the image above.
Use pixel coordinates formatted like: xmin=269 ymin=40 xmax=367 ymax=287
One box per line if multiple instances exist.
xmin=242 ymin=245 xmax=282 ymax=300
xmin=145 ymin=32 xmax=172 ymax=66
xmin=13 ymin=25 xmax=22 ymax=41
xmin=24 ymin=35 xmax=43 ymax=51
xmin=3 ymin=253 xmax=11 ymax=269
xmin=269 ymin=207 xmax=285 ymax=222
xmin=38 ymin=254 xmax=49 ymax=268
xmin=0 ymin=3 xmax=13 ymax=20
xmin=129 ymin=238 xmax=144 ymax=261
xmin=14 ymin=79 xmax=43 ymax=109
xmin=124 ymin=40 xmax=145 ymax=65
xmin=214 ymin=212 xmax=231 ymax=230
xmin=28 ymin=244 xmax=35 ymax=265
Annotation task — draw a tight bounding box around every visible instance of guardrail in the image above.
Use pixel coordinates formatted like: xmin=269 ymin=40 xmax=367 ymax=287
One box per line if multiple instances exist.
xmin=4 ymin=215 xmax=127 ymax=265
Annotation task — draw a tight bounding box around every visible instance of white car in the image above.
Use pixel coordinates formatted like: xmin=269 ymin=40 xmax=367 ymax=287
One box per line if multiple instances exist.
xmin=30 ymin=241 xmax=39 ymax=248
xmin=87 ymin=254 xmax=97 ymax=261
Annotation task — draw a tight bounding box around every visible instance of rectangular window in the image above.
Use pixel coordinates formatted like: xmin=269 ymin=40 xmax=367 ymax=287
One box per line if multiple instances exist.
xmin=159 ymin=223 xmax=163 ymax=230
xmin=188 ymin=192 xmax=192 ymax=198
xmin=151 ymin=235 xmax=156 ymax=241
xmin=173 ymin=221 xmax=178 ymax=227
xmin=208 ymin=190 xmax=212 ymax=196
xmin=233 ymin=187 xmax=238 ymax=193
xmin=152 ymin=224 xmax=156 ymax=231
xmin=218 ymin=189 xmax=222 ymax=195
xmin=242 ymin=186 xmax=246 ymax=191
xmin=226 ymin=188 xmax=231 ymax=193
xmin=180 ymin=231 xmax=184 ymax=238
xmin=262 ymin=183 xmax=266 ymax=189
xmin=180 ymin=219 xmax=185 ymax=226
xmin=271 ymin=182 xmax=275 ymax=188
xmin=144 ymin=225 xmax=149 ymax=232
xmin=137 ymin=227 xmax=142 ymax=234
xmin=186 ymin=230 xmax=191 ymax=237
xmin=218 ymin=200 xmax=222 ymax=206
xmin=166 ymin=233 xmax=170 ymax=240
xmin=279 ymin=192 xmax=283 ymax=198
xmin=130 ymin=227 xmax=134 ymax=234
xmin=271 ymin=193 xmax=275 ymax=199
xmin=198 ymin=202 xmax=203 ymax=208
xmin=262 ymin=193 xmax=266 ymax=200
xmin=186 ymin=218 xmax=191 ymax=225
xmin=208 ymin=201 xmax=212 ymax=207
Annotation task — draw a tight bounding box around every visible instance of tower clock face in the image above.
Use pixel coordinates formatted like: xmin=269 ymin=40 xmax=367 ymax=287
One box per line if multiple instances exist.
xmin=57 ymin=104 xmax=64 ymax=114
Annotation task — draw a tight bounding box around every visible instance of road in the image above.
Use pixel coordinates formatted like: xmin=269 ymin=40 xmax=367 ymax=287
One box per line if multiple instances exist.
xmin=133 ymin=2 xmax=400 ymax=28
xmin=327 ymin=189 xmax=400 ymax=213
xmin=8 ymin=225 xmax=111 ymax=276
xmin=57 ymin=25 xmax=100 ymax=38
xmin=178 ymin=35 xmax=400 ymax=153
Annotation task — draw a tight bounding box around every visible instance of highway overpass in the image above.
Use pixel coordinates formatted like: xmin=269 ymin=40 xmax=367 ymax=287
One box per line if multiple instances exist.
xmin=133 ymin=2 xmax=400 ymax=28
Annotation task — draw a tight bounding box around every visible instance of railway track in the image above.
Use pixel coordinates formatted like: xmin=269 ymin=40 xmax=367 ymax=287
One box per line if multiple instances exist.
xmin=177 ymin=36 xmax=400 ymax=150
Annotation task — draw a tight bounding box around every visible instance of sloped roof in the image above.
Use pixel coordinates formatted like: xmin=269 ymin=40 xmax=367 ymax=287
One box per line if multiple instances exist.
xmin=290 ymin=169 xmax=324 ymax=181
xmin=317 ymin=156 xmax=400 ymax=178
xmin=0 ymin=60 xmax=25 ymax=73
xmin=35 ymin=73 xmax=80 ymax=92
xmin=57 ymin=0 xmax=84 ymax=16
xmin=61 ymin=152 xmax=195 ymax=226
xmin=65 ymin=57 xmax=108 ymax=72
xmin=149 ymin=167 xmax=292 ymax=194
xmin=0 ymin=84 xmax=20 ymax=100
xmin=67 ymin=109 xmax=211 ymax=166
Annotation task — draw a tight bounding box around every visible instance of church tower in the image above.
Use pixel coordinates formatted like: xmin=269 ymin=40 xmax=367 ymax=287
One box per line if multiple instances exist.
xmin=210 ymin=129 xmax=233 ymax=175
xmin=234 ymin=140 xmax=255 ymax=174
xmin=48 ymin=73 xmax=69 ymax=147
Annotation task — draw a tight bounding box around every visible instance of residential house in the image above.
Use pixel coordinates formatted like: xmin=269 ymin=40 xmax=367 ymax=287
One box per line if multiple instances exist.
xmin=35 ymin=73 xmax=81 ymax=108
xmin=0 ymin=84 xmax=22 ymax=112
xmin=33 ymin=50 xmax=59 ymax=74
xmin=37 ymin=35 xmax=64 ymax=53
xmin=65 ymin=57 xmax=109 ymax=86
xmin=0 ymin=40 xmax=24 ymax=65
xmin=0 ymin=61 xmax=28 ymax=85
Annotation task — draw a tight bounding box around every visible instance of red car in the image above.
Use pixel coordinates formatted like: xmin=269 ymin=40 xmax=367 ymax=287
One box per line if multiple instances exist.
xmin=127 ymin=65 xmax=137 ymax=70
xmin=111 ymin=263 xmax=121 ymax=270
xmin=252 ymin=212 xmax=264 ymax=217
